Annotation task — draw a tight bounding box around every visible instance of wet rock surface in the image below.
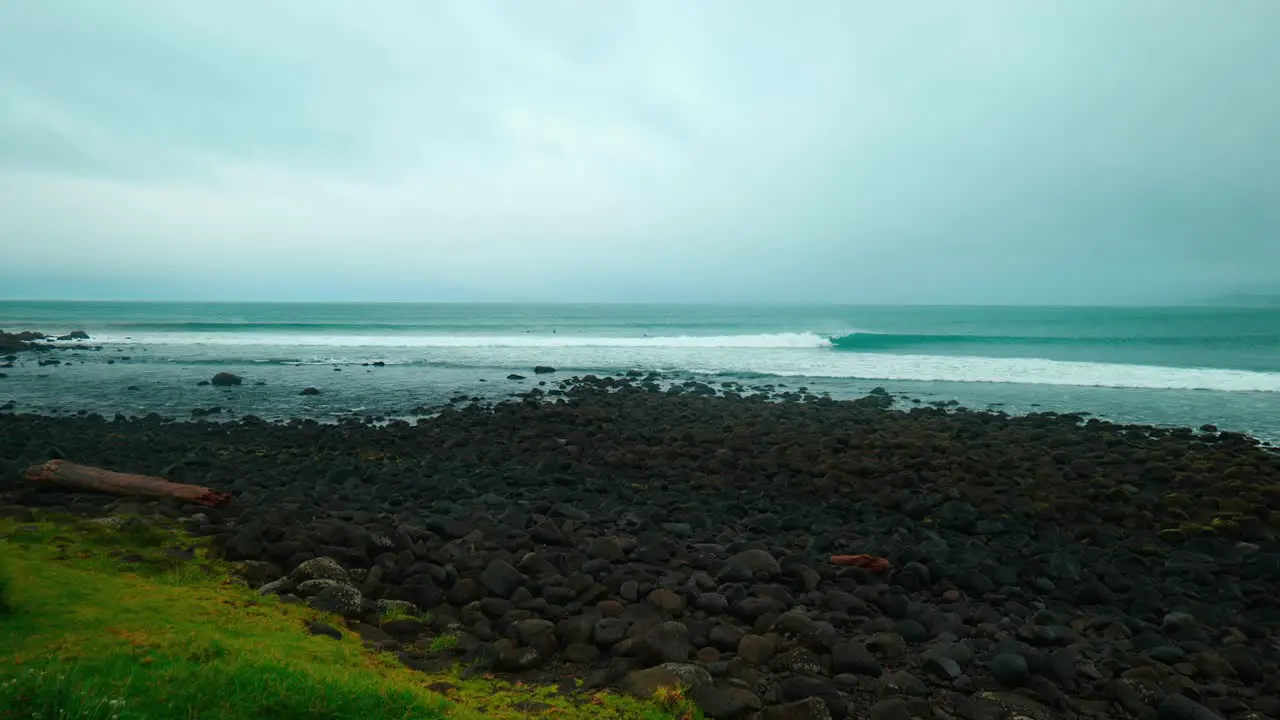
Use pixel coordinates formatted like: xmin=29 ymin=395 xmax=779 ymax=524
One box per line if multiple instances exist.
xmin=0 ymin=329 xmax=91 ymax=354
xmin=3 ymin=376 xmax=1280 ymax=719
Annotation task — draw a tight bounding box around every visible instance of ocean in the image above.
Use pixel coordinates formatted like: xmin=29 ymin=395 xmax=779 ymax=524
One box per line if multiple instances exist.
xmin=2 ymin=301 xmax=1279 ymax=442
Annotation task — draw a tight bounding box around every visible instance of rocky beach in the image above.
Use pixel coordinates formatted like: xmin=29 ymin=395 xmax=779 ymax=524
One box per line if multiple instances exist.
xmin=7 ymin=1 xmax=1280 ymax=715
xmin=3 ymin=362 xmax=1279 ymax=720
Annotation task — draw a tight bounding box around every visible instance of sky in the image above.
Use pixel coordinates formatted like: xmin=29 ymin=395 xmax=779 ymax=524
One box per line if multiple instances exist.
xmin=1 ymin=1 xmax=1278 ymax=304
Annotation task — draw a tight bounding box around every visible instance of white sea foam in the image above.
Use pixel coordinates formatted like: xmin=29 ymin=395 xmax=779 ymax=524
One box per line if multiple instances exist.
xmin=88 ymin=332 xmax=836 ymax=349
xmin=738 ymin=352 xmax=1280 ymax=393
xmin=86 ymin=332 xmax=1280 ymax=393
xmin=415 ymin=348 xmax=1279 ymax=393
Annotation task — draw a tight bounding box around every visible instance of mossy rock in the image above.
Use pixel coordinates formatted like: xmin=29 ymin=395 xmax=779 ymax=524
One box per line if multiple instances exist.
xmin=1217 ymin=498 xmax=1252 ymax=514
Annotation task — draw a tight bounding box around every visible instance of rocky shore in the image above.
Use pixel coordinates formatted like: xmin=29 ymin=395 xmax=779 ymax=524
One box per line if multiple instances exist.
xmin=3 ymin=375 xmax=1279 ymax=720
xmin=0 ymin=328 xmax=91 ymax=353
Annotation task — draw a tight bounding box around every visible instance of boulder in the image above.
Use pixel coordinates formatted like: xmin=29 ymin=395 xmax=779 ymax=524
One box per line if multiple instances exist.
xmin=0 ymin=331 xmax=46 ymax=353
xmin=868 ymin=698 xmax=912 ymax=720
xmin=289 ymin=557 xmax=349 ymax=584
xmin=308 ymin=583 xmax=363 ymax=616
xmin=761 ymin=698 xmax=832 ymax=720
xmin=718 ymin=549 xmax=780 ymax=581
xmin=737 ymin=634 xmax=775 ymax=665
xmin=991 ymin=653 xmax=1030 ymax=687
xmin=306 ymin=620 xmax=343 ymax=640
xmin=211 ymin=372 xmax=243 ymax=387
xmin=621 ymin=663 xmax=712 ymax=699
xmin=1156 ymin=694 xmax=1224 ymax=720
xmin=633 ymin=621 xmax=691 ymax=665
xmin=831 ymin=640 xmax=882 ymax=677
xmin=480 ymin=559 xmax=524 ymax=599
xmin=496 ymin=644 xmax=543 ymax=672
xmin=694 ymin=687 xmax=762 ymax=719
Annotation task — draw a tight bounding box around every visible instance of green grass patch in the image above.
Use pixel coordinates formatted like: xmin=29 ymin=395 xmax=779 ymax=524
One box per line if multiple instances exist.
xmin=0 ymin=556 xmax=10 ymax=616
xmin=381 ymin=604 xmax=433 ymax=625
xmin=0 ymin=516 xmax=699 ymax=720
xmin=428 ymin=634 xmax=459 ymax=653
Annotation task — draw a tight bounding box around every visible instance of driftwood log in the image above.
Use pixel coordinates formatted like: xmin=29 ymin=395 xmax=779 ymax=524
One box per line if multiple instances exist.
xmin=23 ymin=460 xmax=232 ymax=508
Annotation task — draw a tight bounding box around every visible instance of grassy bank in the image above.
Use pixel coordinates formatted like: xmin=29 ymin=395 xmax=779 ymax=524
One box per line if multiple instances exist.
xmin=0 ymin=515 xmax=699 ymax=720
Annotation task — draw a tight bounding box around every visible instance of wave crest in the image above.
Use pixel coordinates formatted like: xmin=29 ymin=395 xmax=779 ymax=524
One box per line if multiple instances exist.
xmin=90 ymin=331 xmax=834 ymax=349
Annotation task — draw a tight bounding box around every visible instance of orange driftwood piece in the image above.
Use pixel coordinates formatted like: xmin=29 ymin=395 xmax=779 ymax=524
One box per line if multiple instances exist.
xmin=830 ymin=554 xmax=891 ymax=572
xmin=24 ymin=460 xmax=231 ymax=508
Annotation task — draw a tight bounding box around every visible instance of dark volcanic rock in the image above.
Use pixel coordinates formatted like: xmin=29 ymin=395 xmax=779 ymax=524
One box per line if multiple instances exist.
xmin=923 ymin=654 xmax=962 ymax=681
xmin=307 ymin=583 xmax=362 ymax=616
xmin=633 ymin=621 xmax=691 ymax=665
xmin=869 ymin=699 xmax=912 ymax=720
xmin=300 ymin=387 xmax=322 ymax=396
xmin=1156 ymin=694 xmax=1224 ymax=720
xmin=990 ymin=653 xmax=1030 ymax=687
xmin=0 ymin=330 xmax=47 ymax=353
xmin=306 ymin=620 xmax=343 ymax=640
xmin=533 ymin=366 xmax=557 ymax=374
xmin=621 ymin=664 xmax=710 ymax=699
xmin=6 ymin=382 xmax=1280 ymax=714
xmin=832 ymin=640 xmax=882 ymax=677
xmin=694 ymin=686 xmax=761 ymax=719
xmin=211 ymin=372 xmax=243 ymax=387
xmin=480 ymin=559 xmax=523 ymax=599
xmin=761 ymin=698 xmax=831 ymax=720
xmin=737 ymin=634 xmax=774 ymax=665
xmin=717 ymin=549 xmax=779 ymax=581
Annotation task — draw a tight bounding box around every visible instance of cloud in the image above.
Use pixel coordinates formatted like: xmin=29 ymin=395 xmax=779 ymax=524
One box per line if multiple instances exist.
xmin=2 ymin=0 xmax=1279 ymax=302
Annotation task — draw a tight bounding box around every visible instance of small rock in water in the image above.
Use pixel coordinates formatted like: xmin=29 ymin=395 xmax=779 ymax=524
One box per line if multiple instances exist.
xmin=211 ymin=372 xmax=242 ymax=386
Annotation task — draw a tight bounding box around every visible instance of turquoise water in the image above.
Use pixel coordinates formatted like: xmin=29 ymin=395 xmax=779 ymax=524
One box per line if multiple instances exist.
xmin=2 ymin=302 xmax=1279 ymax=441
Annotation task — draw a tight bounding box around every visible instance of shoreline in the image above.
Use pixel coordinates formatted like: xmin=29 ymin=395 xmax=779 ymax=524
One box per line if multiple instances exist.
xmin=4 ymin=380 xmax=1280 ymax=718
xmin=4 ymin=324 xmax=1280 ymax=445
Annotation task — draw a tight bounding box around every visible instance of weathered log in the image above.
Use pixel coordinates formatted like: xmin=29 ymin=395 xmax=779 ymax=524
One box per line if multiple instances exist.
xmin=830 ymin=554 xmax=891 ymax=572
xmin=23 ymin=460 xmax=231 ymax=508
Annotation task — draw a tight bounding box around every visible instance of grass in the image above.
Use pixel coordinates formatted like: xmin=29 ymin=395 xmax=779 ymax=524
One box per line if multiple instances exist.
xmin=428 ymin=634 xmax=459 ymax=653
xmin=0 ymin=515 xmax=700 ymax=720
xmin=381 ymin=604 xmax=433 ymax=625
xmin=0 ymin=554 xmax=10 ymax=616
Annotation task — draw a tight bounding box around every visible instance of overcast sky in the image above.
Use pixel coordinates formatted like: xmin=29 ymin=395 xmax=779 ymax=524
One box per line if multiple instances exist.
xmin=1 ymin=1 xmax=1278 ymax=303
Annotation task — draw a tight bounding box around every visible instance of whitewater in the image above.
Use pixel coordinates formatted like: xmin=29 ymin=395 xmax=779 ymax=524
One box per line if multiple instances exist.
xmin=68 ymin=329 xmax=1280 ymax=394
xmin=3 ymin=302 xmax=1279 ymax=441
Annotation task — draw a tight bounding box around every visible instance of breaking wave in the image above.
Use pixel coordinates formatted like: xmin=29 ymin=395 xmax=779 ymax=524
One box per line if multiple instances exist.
xmin=88 ymin=332 xmax=835 ymax=349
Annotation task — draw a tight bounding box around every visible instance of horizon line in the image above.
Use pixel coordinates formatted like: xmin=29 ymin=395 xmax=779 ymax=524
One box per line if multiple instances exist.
xmin=0 ymin=298 xmax=1269 ymax=308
